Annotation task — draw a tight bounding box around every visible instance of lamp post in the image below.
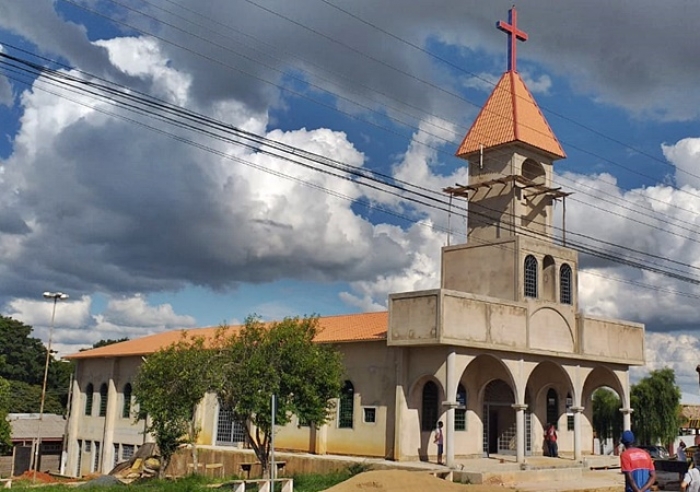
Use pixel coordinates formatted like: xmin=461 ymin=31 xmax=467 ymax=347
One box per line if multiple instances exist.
xmin=32 ymin=291 xmax=68 ymax=482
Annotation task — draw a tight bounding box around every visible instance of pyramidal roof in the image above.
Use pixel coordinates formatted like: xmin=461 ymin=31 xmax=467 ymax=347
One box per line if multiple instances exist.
xmin=455 ymin=70 xmax=566 ymax=160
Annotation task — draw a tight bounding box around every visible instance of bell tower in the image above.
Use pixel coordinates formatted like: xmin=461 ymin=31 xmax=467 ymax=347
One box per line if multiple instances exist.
xmin=441 ymin=7 xmax=577 ymax=307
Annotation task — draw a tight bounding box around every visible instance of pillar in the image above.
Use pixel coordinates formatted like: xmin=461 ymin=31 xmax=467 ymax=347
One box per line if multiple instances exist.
xmin=620 ymin=408 xmax=633 ymax=433
xmin=101 ymin=376 xmax=119 ymax=473
xmin=513 ymin=403 xmax=528 ymax=464
xmin=444 ymin=349 xmax=457 ymax=468
xmin=571 ymin=406 xmax=584 ymax=461
xmin=65 ymin=373 xmax=82 ymax=476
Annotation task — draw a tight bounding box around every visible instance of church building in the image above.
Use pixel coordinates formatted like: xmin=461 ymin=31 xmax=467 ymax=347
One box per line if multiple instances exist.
xmin=62 ymin=7 xmax=645 ymax=476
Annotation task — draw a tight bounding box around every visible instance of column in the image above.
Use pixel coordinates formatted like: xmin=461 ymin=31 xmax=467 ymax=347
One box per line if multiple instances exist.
xmin=620 ymin=408 xmax=633 ymax=432
xmin=571 ymin=406 xmax=584 ymax=461
xmin=512 ymin=403 xmax=528 ymax=464
xmin=101 ymin=376 xmax=119 ymax=473
xmin=65 ymin=374 xmax=82 ymax=476
xmin=444 ymin=349 xmax=457 ymax=468
xmin=314 ymin=423 xmax=328 ymax=455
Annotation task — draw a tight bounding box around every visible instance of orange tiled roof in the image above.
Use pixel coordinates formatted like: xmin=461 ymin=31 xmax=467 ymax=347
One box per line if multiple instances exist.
xmin=65 ymin=311 xmax=388 ymax=360
xmin=456 ymin=71 xmax=565 ymax=160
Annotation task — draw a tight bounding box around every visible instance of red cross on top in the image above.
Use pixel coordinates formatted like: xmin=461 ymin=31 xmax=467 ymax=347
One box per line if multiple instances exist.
xmin=497 ymin=6 xmax=528 ymax=72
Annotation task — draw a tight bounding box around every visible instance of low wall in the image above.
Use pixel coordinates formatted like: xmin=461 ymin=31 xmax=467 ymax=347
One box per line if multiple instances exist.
xmin=167 ymin=447 xmax=414 ymax=479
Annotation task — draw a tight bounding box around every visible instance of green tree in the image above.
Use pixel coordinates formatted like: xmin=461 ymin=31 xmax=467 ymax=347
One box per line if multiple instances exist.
xmin=7 ymin=380 xmax=63 ymax=414
xmin=631 ymin=367 xmax=681 ymax=446
xmin=212 ymin=315 xmax=344 ymax=477
xmin=80 ymin=338 xmax=129 ymax=351
xmin=592 ymin=388 xmax=622 ymax=453
xmin=133 ymin=335 xmax=214 ymax=477
xmin=0 ymin=376 xmax=11 ymax=454
xmin=0 ymin=316 xmax=71 ymax=413
xmin=0 ymin=316 xmax=46 ymax=385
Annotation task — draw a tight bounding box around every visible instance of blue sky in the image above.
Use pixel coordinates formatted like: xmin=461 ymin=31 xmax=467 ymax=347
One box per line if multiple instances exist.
xmin=1 ymin=1 xmax=700 ymax=394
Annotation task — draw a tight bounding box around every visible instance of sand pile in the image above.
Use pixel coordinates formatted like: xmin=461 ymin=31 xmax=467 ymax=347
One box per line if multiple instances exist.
xmin=324 ymin=469 xmax=514 ymax=492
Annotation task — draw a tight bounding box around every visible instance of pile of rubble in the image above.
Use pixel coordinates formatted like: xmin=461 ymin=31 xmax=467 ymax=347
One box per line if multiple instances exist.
xmin=108 ymin=443 xmax=161 ymax=482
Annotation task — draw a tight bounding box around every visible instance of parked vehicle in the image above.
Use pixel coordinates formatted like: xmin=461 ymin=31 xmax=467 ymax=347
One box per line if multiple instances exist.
xmin=636 ymin=445 xmax=670 ymax=459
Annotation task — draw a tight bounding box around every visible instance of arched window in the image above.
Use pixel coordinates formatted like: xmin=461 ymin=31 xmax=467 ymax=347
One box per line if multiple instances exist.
xmin=421 ymin=381 xmax=439 ymax=431
xmin=522 ymin=159 xmax=545 ymax=185
xmin=99 ymin=383 xmax=108 ymax=417
xmin=560 ymin=264 xmax=572 ymax=304
xmin=122 ymin=383 xmax=132 ymax=419
xmin=85 ymin=383 xmax=94 ymax=416
xmin=524 ymin=255 xmax=538 ymax=298
xmin=455 ymin=384 xmax=467 ymax=431
xmin=546 ymin=388 xmax=558 ymax=429
xmin=338 ymin=381 xmax=354 ymax=428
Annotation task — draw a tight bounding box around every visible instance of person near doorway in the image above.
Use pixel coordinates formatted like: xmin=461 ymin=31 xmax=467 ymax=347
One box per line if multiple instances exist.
xmin=620 ymin=430 xmax=656 ymax=492
xmin=434 ymin=421 xmax=444 ymax=465
xmin=545 ymin=423 xmax=558 ymax=458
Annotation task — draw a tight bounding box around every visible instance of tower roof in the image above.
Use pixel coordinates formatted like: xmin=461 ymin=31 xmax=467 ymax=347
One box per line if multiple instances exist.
xmin=455 ymin=70 xmax=566 ymax=160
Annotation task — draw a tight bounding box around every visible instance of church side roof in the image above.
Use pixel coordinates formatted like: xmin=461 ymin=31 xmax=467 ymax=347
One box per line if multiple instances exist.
xmin=65 ymin=311 xmax=388 ymax=360
xmin=455 ymin=71 xmax=566 ymax=160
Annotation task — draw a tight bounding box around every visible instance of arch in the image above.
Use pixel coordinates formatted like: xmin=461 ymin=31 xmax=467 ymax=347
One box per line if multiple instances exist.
xmin=85 ymin=383 xmax=94 ymax=416
xmin=522 ymin=159 xmax=545 ymax=185
xmin=582 ymin=367 xmax=626 ymax=408
xmin=560 ymin=264 xmax=573 ymax=304
xmin=338 ymin=380 xmax=354 ymax=428
xmin=99 ymin=383 xmax=108 ymax=417
xmin=524 ymin=255 xmax=538 ymax=298
xmin=542 ymin=255 xmax=556 ymax=301
xmin=421 ymin=381 xmax=440 ymax=431
xmin=122 ymin=383 xmax=132 ymax=419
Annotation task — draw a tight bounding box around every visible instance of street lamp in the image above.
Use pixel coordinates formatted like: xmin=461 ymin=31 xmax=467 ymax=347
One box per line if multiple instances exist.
xmin=32 ymin=291 xmax=68 ymax=482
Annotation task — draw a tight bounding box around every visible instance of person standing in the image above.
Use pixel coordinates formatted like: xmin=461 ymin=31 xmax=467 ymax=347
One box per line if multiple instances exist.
xmin=681 ymin=449 xmax=700 ymax=492
xmin=434 ymin=421 xmax=444 ymax=465
xmin=678 ymin=441 xmax=688 ymax=462
xmin=620 ymin=430 xmax=656 ymax=492
xmin=545 ymin=423 xmax=558 ymax=458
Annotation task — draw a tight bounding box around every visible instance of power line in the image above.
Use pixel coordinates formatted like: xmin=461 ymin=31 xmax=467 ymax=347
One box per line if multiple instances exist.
xmin=3 ymin=49 xmax=700 ymax=295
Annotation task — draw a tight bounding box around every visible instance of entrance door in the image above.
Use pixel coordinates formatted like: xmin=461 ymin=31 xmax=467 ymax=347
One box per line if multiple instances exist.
xmin=482 ymin=379 xmax=516 ymax=455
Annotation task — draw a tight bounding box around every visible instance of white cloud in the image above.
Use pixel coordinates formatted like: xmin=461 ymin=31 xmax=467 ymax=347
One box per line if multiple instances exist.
xmin=662 ymin=137 xmax=700 ymax=189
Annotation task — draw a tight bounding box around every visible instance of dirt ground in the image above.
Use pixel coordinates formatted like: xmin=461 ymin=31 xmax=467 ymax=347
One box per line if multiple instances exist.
xmin=324 ymin=469 xmax=516 ymax=492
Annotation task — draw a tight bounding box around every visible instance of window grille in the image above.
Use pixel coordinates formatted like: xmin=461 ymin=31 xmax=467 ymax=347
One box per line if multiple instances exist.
xmin=560 ymin=264 xmax=572 ymax=304
xmin=363 ymin=407 xmax=376 ymax=424
xmin=122 ymin=383 xmax=132 ymax=418
xmin=546 ymin=389 xmax=558 ymax=429
xmin=85 ymin=383 xmax=94 ymax=416
xmin=338 ymin=381 xmax=354 ymax=428
xmin=122 ymin=444 xmax=135 ymax=461
xmin=524 ymin=255 xmax=538 ymax=298
xmin=216 ymin=404 xmax=246 ymax=445
xmin=455 ymin=384 xmax=467 ymax=431
xmin=421 ymin=381 xmax=439 ymax=431
xmin=99 ymin=383 xmax=108 ymax=417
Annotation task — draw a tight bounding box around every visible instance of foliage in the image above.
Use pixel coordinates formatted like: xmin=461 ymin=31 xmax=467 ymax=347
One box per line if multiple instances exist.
xmin=133 ymin=335 xmax=215 ymax=477
xmin=592 ymin=388 xmax=622 ymax=452
xmin=0 ymin=316 xmax=72 ymax=413
xmin=7 ymin=380 xmax=64 ymax=414
xmin=80 ymin=338 xmax=130 ymax=351
xmin=0 ymin=316 xmax=46 ymax=385
xmin=212 ymin=315 xmax=344 ymax=477
xmin=631 ymin=367 xmax=681 ymax=446
xmin=0 ymin=376 xmax=11 ymax=453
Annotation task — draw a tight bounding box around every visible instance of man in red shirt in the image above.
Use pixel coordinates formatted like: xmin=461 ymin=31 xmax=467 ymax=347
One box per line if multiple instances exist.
xmin=620 ymin=430 xmax=656 ymax=492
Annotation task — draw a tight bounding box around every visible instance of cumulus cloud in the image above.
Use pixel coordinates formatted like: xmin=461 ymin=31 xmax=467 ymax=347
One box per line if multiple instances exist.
xmin=662 ymin=137 xmax=700 ymax=189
